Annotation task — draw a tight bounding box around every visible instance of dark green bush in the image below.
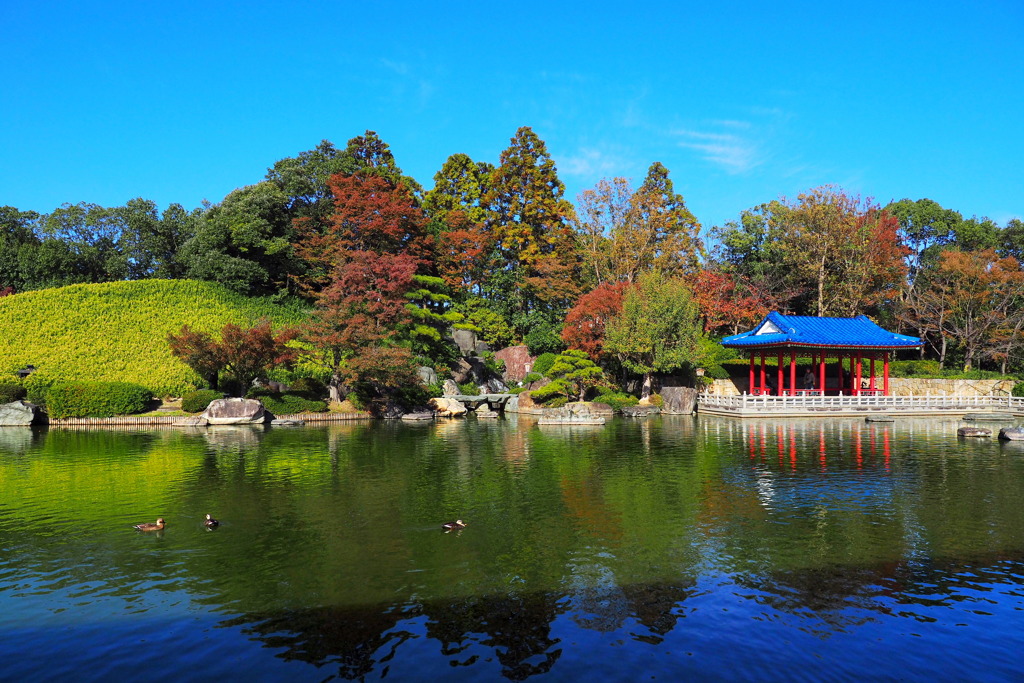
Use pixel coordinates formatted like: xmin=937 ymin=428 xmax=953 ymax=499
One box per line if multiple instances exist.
xmin=522 ymin=372 xmax=543 ymax=384
xmin=532 ymin=353 xmax=557 ymax=377
xmin=0 ymin=384 xmax=26 ymax=403
xmin=705 ymin=365 xmax=731 ymax=380
xmin=1012 ymin=382 xmax=1024 ymax=398
xmin=46 ymin=381 xmax=153 ymax=419
xmin=258 ymin=393 xmax=328 ymax=415
xmin=181 ymin=389 xmax=223 ymax=413
xmin=545 ymin=396 xmax=568 ymax=408
xmin=457 ymin=382 xmax=480 ymax=396
xmin=0 ymin=376 xmax=26 ymax=403
xmin=593 ymin=391 xmax=639 ymax=411
xmin=289 ymin=376 xmax=328 ymax=399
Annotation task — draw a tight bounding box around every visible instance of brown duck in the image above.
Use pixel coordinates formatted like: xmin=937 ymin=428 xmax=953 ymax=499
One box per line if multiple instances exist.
xmin=204 ymin=514 xmax=219 ymax=528
xmin=134 ymin=518 xmax=165 ymax=532
xmin=442 ymin=519 xmax=467 ymax=531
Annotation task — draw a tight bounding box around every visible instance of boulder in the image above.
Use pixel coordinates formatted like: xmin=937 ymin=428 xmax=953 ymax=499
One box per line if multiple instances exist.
xmin=476 ymin=403 xmax=500 ymax=418
xmin=429 ymin=397 xmax=468 ymax=417
xmin=201 ymin=398 xmax=267 ymax=425
xmin=588 ymin=402 xmax=615 ymax=417
xmin=998 ymin=427 xmax=1024 ymax=441
xmin=504 ymin=394 xmax=520 ymax=413
xmin=401 ymin=411 xmax=435 ymax=421
xmin=538 ymin=402 xmax=606 ymax=425
xmin=480 ymin=378 xmax=508 ymax=394
xmin=417 ymin=366 xmax=438 ymax=386
xmin=270 ymin=418 xmax=305 ymax=426
xmin=660 ymin=387 xmax=697 ymax=415
xmin=957 ymin=426 xmax=991 ymax=438
xmin=495 ymin=345 xmax=534 ymax=384
xmin=442 ymin=379 xmax=461 ymax=396
xmin=451 ymin=328 xmax=478 ymax=357
xmin=0 ymin=401 xmax=40 ymax=426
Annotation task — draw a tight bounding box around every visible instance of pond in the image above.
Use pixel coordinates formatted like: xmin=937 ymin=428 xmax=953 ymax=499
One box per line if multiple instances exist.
xmin=1 ymin=415 xmax=1023 ymax=681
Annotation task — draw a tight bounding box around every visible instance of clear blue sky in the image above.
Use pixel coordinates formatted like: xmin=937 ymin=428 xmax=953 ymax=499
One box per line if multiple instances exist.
xmin=2 ymin=0 xmax=1021 ymax=231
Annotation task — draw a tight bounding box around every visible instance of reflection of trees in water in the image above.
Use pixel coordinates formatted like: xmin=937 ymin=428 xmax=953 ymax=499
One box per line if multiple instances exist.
xmin=571 ymin=581 xmax=697 ymax=644
xmin=224 ymin=589 xmax=567 ymax=681
xmin=425 ymin=590 xmax=565 ymax=680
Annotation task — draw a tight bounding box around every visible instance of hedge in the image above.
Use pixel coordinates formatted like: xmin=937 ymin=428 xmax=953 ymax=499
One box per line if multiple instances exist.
xmin=46 ymin=381 xmax=153 ymax=419
xmin=181 ymin=389 xmax=224 ymax=414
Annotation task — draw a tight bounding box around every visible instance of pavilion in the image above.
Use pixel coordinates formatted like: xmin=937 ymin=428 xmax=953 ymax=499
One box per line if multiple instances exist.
xmin=721 ymin=312 xmax=921 ymax=396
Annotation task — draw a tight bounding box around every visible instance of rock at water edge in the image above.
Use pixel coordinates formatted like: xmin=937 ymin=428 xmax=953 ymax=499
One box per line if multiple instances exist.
xmin=202 ymin=398 xmax=267 ymax=425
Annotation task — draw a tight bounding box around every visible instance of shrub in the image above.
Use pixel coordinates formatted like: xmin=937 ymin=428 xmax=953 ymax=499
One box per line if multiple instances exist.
xmin=532 ymin=353 xmax=557 ymax=377
xmin=181 ymin=389 xmax=224 ymax=414
xmin=457 ymin=382 xmax=480 ymax=396
xmin=46 ymin=381 xmax=153 ymax=419
xmin=0 ymin=383 xmax=26 ymax=403
xmin=594 ymin=391 xmax=638 ymax=411
xmin=545 ymin=396 xmax=568 ymax=408
xmin=289 ymin=376 xmax=328 ymax=399
xmin=522 ymin=372 xmax=543 ymax=384
xmin=23 ymin=373 xmax=57 ymax=406
xmin=648 ymin=393 xmax=664 ymax=407
xmin=1012 ymin=382 xmax=1024 ymax=398
xmin=705 ymin=365 xmax=731 ymax=380
xmin=889 ymin=360 xmax=942 ymax=377
xmin=257 ymin=393 xmax=328 ymax=415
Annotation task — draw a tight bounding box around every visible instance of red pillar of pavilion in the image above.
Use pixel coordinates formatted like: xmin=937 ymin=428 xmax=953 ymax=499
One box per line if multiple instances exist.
xmin=789 ymin=350 xmax=797 ymax=396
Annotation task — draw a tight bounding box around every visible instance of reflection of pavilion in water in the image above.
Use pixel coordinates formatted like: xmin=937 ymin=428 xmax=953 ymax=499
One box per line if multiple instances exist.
xmin=701 ymin=416 xmax=978 ymax=472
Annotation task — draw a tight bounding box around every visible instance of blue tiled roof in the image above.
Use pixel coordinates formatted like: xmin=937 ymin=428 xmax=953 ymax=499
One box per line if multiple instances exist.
xmin=721 ymin=312 xmax=921 ymax=349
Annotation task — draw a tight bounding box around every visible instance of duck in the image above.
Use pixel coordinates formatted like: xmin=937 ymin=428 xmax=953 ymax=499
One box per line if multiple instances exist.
xmin=134 ymin=517 xmax=165 ymax=532
xmin=442 ymin=519 xmax=467 ymax=531
xmin=204 ymin=514 xmax=219 ymax=528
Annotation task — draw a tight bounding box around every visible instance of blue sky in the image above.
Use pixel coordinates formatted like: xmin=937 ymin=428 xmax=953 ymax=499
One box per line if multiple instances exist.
xmin=2 ymin=0 xmax=1021 ymax=231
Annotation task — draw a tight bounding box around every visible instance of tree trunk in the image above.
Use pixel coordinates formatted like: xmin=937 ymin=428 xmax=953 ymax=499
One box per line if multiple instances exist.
xmin=329 ymin=374 xmax=343 ymax=403
xmin=641 ymin=373 xmax=653 ymax=400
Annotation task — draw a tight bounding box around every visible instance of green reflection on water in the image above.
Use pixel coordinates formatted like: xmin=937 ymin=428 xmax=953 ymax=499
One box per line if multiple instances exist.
xmin=2 ymin=415 xmax=1024 ymax=619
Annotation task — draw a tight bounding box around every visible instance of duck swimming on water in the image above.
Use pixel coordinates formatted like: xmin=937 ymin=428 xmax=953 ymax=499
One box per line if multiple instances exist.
xmin=134 ymin=518 xmax=165 ymax=532
xmin=204 ymin=514 xmax=219 ymax=528
xmin=442 ymin=519 xmax=467 ymax=531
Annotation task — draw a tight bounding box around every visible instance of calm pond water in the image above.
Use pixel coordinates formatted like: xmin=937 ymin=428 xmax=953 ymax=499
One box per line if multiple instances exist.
xmin=1 ymin=415 xmax=1023 ymax=681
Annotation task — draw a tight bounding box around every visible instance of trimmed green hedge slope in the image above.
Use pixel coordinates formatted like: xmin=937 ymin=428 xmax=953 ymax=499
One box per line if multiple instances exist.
xmin=0 ymin=280 xmax=306 ymax=396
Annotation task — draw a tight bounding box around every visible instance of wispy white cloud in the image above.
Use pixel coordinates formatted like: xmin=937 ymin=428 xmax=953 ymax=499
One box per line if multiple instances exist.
xmin=674 ymin=127 xmax=760 ymax=174
xmin=559 ymin=147 xmax=623 ymax=178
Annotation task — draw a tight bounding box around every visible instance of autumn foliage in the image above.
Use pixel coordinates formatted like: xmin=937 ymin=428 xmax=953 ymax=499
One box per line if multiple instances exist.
xmin=561 ymin=281 xmax=629 ymax=360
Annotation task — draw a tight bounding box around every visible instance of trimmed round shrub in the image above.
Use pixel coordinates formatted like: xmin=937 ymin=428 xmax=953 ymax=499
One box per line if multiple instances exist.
xmin=181 ymin=389 xmax=224 ymax=414
xmin=46 ymin=381 xmax=153 ymax=419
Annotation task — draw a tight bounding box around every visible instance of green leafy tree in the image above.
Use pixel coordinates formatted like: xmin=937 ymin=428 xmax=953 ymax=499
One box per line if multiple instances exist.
xmin=181 ymin=182 xmax=296 ymax=296
xmin=0 ymin=206 xmax=40 ymax=292
xmin=604 ymin=271 xmax=708 ymax=398
xmin=423 ymin=153 xmax=494 ymax=226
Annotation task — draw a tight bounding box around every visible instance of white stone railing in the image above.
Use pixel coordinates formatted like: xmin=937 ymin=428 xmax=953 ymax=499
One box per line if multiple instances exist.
xmin=697 ymin=392 xmax=1024 ymax=414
